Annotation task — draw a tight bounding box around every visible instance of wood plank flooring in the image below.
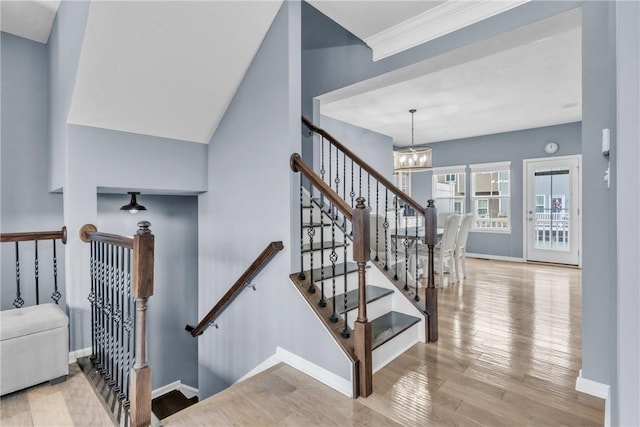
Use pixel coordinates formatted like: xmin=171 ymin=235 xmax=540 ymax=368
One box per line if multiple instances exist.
xmin=166 ymin=258 xmax=604 ymax=426
xmin=0 ymin=363 xmax=117 ymax=426
xmin=0 ymin=259 xmax=603 ymax=426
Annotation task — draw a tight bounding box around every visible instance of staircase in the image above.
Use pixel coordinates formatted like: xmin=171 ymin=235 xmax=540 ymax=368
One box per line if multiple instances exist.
xmin=290 ymin=191 xmax=425 ymax=377
xmin=288 ymin=118 xmax=439 ymax=397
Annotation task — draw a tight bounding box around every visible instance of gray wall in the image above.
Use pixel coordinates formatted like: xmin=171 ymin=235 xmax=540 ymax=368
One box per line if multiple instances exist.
xmin=96 ymin=194 xmax=199 ymax=389
xmin=615 ymin=1 xmax=640 ymax=424
xmin=1 ymin=32 xmax=65 ymax=310
xmin=48 ymin=0 xmax=90 ymax=192
xmin=580 ymin=0 xmax=618 ymax=401
xmin=198 ymin=2 xmax=350 ymax=399
xmin=411 ymin=122 xmax=582 ymax=258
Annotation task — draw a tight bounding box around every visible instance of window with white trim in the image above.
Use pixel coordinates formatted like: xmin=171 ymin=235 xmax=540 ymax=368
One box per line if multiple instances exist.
xmin=470 ymin=162 xmax=511 ymax=231
xmin=393 ymin=171 xmax=411 ymax=196
xmin=432 ymin=166 xmax=466 ymax=215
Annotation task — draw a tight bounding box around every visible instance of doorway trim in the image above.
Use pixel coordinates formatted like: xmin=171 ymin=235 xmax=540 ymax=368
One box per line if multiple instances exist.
xmin=522 ymin=154 xmax=582 ymax=267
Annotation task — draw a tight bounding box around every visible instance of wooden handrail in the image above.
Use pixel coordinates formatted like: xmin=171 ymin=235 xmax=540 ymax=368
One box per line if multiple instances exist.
xmin=1 ymin=227 xmax=67 ymax=244
xmin=187 ymin=241 xmax=284 ymax=337
xmin=290 ymin=153 xmax=353 ymax=221
xmin=79 ymin=224 xmax=134 ymax=249
xmin=302 ymin=116 xmax=426 ymax=215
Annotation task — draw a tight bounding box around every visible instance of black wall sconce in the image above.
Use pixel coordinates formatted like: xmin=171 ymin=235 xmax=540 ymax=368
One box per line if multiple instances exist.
xmin=120 ymin=192 xmax=147 ymax=214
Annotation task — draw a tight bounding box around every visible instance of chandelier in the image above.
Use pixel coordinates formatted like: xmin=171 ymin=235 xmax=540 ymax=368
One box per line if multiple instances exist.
xmin=393 ymin=109 xmax=432 ymax=172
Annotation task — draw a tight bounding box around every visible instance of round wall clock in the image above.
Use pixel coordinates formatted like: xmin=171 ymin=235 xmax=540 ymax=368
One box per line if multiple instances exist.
xmin=544 ymin=142 xmax=559 ymax=154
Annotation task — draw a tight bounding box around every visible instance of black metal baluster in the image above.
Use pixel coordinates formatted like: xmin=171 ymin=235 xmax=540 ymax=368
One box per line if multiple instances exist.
xmin=343 ymin=151 xmax=346 ymax=204
xmin=319 ymin=194 xmax=327 ymax=307
xmin=414 ymin=225 xmax=420 ymax=302
xmin=341 ymin=216 xmax=350 ymax=338
xmin=51 ymin=240 xmax=61 ymax=303
xmin=328 ymin=138 xmax=332 ymax=192
xmin=394 ymin=196 xmax=399 ymax=281
xmin=404 ymin=217 xmax=410 ymax=291
xmin=89 ymin=242 xmax=96 ymax=360
xmin=375 ymin=182 xmax=379 ymax=262
xmin=34 ymin=240 xmax=39 ymax=305
xmin=384 ymin=189 xmax=389 ymax=271
xmin=99 ymin=242 xmax=105 ymax=371
xmin=359 ymin=165 xmax=362 ymax=199
xmin=307 ymin=203 xmax=316 ymax=293
xmin=124 ymin=249 xmax=133 ymax=407
xmin=299 ymin=183 xmax=306 ymax=280
xmin=330 ymin=218 xmax=338 ymax=323
xmin=334 ymin=146 xmax=340 ymax=220
xmin=107 ymin=244 xmax=115 ymax=385
xmin=118 ymin=247 xmax=127 ymax=401
xmin=13 ymin=242 xmax=24 ymax=308
xmin=113 ymin=246 xmax=121 ymax=394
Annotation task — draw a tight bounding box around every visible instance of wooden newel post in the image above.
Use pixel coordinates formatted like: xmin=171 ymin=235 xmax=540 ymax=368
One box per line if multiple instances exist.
xmin=352 ymin=197 xmax=372 ymax=398
xmin=424 ymin=200 xmax=438 ymax=342
xmin=130 ymin=221 xmax=154 ymax=427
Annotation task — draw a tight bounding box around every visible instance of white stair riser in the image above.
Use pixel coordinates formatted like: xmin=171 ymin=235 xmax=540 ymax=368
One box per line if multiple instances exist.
xmin=313 ymin=272 xmax=360 ymax=298
xmin=372 ymin=322 xmax=420 ymax=374
xmin=345 ymin=295 xmax=392 ymax=330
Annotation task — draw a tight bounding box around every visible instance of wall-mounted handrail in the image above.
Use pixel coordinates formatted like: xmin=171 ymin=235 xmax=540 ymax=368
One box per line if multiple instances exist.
xmin=186 ymin=241 xmax=284 ymax=337
xmin=302 ymin=115 xmax=425 ymax=215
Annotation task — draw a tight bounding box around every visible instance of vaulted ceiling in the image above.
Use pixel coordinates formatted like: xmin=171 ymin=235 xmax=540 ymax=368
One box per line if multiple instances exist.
xmin=2 ymin=0 xmax=580 ymax=147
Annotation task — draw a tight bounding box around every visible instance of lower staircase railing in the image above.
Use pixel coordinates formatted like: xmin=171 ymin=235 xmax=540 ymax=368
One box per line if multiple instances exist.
xmin=80 ymin=221 xmax=154 ymax=427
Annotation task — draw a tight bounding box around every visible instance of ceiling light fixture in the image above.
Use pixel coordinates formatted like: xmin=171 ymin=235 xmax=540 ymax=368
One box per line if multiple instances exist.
xmin=120 ymin=192 xmax=147 ymax=214
xmin=393 ymin=108 xmax=432 ymax=173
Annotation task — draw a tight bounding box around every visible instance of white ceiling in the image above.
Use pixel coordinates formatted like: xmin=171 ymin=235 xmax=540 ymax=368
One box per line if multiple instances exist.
xmin=319 ymin=8 xmax=582 ymax=146
xmin=307 ymin=1 xmax=444 ymax=40
xmin=0 ymin=0 xmax=60 ymax=43
xmin=67 ymin=1 xmax=282 ymax=144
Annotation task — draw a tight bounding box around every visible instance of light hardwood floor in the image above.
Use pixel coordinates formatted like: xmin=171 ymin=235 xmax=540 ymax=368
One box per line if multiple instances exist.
xmin=1 ymin=259 xmax=604 ymax=426
xmin=0 ymin=363 xmax=116 ymax=426
xmin=166 ymin=258 xmax=604 ymax=426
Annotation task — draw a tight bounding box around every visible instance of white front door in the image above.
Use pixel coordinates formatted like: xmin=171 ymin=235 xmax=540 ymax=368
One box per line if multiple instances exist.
xmin=524 ymin=156 xmax=581 ymax=265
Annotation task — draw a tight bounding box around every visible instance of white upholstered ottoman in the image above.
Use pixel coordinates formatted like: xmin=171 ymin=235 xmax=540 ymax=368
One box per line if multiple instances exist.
xmin=0 ymin=303 xmax=69 ymax=395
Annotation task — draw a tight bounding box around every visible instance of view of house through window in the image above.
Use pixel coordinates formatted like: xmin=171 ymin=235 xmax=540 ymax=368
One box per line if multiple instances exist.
xmin=432 ymin=167 xmax=466 ymax=215
xmin=470 ymin=162 xmax=511 ymax=231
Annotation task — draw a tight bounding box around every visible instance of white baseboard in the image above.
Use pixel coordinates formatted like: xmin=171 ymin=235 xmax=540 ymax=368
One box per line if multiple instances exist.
xmin=235 ymin=347 xmax=353 ymax=398
xmin=152 ymin=380 xmax=199 ymax=399
xmin=236 ymin=353 xmax=282 ymax=384
xmin=276 ymin=347 xmax=353 ymax=398
xmin=68 ymin=347 xmax=92 ymax=364
xmin=576 ymin=369 xmax=610 ymax=426
xmin=466 ymin=253 xmax=525 ymax=263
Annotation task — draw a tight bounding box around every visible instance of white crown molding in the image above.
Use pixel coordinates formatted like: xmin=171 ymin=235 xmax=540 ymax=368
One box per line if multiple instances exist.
xmin=365 ymin=0 xmax=530 ymax=61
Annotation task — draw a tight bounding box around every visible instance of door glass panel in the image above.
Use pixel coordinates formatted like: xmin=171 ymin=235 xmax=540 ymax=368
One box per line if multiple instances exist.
xmin=533 ymin=169 xmax=570 ymax=251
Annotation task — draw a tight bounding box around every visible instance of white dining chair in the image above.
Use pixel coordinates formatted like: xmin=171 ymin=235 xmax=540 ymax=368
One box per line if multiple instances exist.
xmin=454 ymin=213 xmax=474 ymax=282
xmin=417 ymin=213 xmax=461 ymax=286
xmin=369 ymin=213 xmax=406 ymax=270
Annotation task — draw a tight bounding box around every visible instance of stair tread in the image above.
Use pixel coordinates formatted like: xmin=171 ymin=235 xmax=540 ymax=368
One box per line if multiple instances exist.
xmin=371 ymin=311 xmax=421 ymax=350
xmin=302 ymin=241 xmax=348 ymax=253
xmin=306 ymin=262 xmax=358 ymax=279
xmin=334 ymin=285 xmax=394 ymax=314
